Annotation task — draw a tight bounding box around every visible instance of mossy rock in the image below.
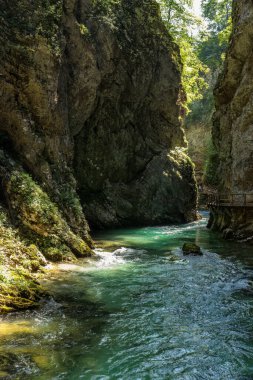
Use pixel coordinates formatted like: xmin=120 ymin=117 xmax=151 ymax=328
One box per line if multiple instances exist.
xmin=182 ymin=243 xmax=203 ymax=256
xmin=0 ymin=153 xmax=93 ymax=259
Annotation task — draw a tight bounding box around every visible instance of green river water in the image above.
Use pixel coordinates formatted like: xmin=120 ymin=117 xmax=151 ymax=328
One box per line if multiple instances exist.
xmin=1 ymin=212 xmax=253 ymax=379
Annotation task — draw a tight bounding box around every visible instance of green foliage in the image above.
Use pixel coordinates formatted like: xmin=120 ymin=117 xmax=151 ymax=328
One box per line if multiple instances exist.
xmin=0 ymin=0 xmax=63 ymax=53
xmin=4 ymin=167 xmax=92 ymax=259
xmin=159 ymin=0 xmax=194 ymax=33
xmin=0 ymin=206 xmax=46 ymax=313
xmin=185 ymin=0 xmax=232 ymax=126
xmin=58 ymin=187 xmax=83 ymax=217
xmin=180 ymin=37 xmax=209 ymax=109
xmin=199 ymin=0 xmax=232 ymax=71
xmin=91 ymin=0 xmax=120 ymax=16
xmin=9 ymin=171 xmax=59 ymax=227
xmin=158 ymin=0 xmax=232 ymax=118
xmin=159 ymin=0 xmax=209 ymax=111
xmin=158 ymin=0 xmax=232 ymax=190
xmin=202 ymin=0 xmax=231 ymax=31
xmin=78 ymin=23 xmax=90 ymax=36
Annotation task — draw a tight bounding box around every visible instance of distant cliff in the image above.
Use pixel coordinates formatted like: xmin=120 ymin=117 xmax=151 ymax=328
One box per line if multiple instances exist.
xmin=209 ymin=0 xmax=253 ymax=240
xmin=0 ymin=0 xmax=196 ymax=311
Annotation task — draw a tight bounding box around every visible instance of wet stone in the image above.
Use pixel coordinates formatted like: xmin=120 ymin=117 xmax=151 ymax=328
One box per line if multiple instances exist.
xmin=182 ymin=242 xmax=203 ymax=256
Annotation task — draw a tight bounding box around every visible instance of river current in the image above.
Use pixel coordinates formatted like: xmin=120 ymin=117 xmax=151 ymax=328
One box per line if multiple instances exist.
xmin=1 ymin=212 xmax=253 ymax=379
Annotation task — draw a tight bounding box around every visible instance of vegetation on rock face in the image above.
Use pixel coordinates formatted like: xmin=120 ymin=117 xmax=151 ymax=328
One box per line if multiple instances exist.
xmin=0 ymin=0 xmax=63 ymax=54
xmin=1 ymin=152 xmax=93 ymax=259
xmin=0 ymin=150 xmax=93 ymax=312
xmin=203 ymin=139 xmax=219 ymax=187
xmin=199 ymin=0 xmax=232 ymax=187
xmin=159 ymin=0 xmax=232 ymax=188
xmin=0 ymin=205 xmax=46 ymax=313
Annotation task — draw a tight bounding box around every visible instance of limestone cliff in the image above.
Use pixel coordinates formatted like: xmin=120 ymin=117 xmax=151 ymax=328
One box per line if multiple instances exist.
xmin=73 ymin=0 xmax=197 ymax=227
xmin=209 ymin=0 xmax=253 ymax=240
xmin=0 ymin=0 xmax=196 ymax=311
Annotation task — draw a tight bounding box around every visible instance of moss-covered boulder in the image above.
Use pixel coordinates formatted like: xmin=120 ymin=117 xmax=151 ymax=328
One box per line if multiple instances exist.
xmin=0 ymin=205 xmax=46 ymax=313
xmin=182 ymin=243 xmax=202 ymax=256
xmin=0 ymin=152 xmax=95 ymax=313
xmin=0 ymin=151 xmax=93 ymax=259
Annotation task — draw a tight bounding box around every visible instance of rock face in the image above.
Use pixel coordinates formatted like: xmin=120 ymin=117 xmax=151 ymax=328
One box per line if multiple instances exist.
xmin=0 ymin=0 xmax=197 ymax=229
xmin=74 ymin=0 xmax=197 ymax=227
xmin=0 ymin=0 xmax=197 ymax=310
xmin=209 ymin=0 xmax=253 ymax=240
xmin=0 ymin=0 xmax=93 ymax=253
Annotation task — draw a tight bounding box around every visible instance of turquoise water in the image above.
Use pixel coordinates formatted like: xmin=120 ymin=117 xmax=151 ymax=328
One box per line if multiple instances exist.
xmin=1 ymin=212 xmax=253 ymax=379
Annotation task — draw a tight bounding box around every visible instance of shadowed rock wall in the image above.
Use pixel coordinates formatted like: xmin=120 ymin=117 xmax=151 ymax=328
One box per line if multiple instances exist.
xmin=73 ymin=0 xmax=197 ymax=227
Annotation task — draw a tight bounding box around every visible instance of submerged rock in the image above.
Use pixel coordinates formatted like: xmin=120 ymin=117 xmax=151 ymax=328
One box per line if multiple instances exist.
xmin=222 ymin=228 xmax=234 ymax=240
xmin=182 ymin=243 xmax=202 ymax=256
xmin=0 ymin=352 xmax=39 ymax=378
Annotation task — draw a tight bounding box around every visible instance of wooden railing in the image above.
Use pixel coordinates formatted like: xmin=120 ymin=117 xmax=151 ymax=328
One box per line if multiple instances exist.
xmin=207 ymin=193 xmax=253 ymax=208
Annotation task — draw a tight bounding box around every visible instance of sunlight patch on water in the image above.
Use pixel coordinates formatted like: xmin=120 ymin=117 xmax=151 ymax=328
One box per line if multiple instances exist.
xmin=0 ymin=320 xmax=36 ymax=337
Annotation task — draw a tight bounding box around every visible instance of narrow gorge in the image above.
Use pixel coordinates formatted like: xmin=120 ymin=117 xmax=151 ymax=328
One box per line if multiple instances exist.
xmin=0 ymin=0 xmax=196 ymax=311
xmin=2 ymin=1 xmax=253 ymax=379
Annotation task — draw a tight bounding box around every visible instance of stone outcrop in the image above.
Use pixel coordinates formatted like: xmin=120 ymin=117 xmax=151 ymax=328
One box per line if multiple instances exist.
xmin=209 ymin=0 xmax=253 ymax=240
xmin=73 ymin=0 xmax=197 ymax=227
xmin=0 ymin=0 xmax=197 ymax=310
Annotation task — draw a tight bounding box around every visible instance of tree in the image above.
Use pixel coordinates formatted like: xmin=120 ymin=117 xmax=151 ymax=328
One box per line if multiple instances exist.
xmin=159 ymin=0 xmax=209 ymax=112
xmin=185 ymin=0 xmax=232 ymax=127
xmin=199 ymin=0 xmax=232 ymax=71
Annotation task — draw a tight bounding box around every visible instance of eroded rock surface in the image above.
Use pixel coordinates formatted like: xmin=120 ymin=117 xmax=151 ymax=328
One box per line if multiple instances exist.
xmin=73 ymin=0 xmax=197 ymax=227
xmin=209 ymin=0 xmax=253 ymax=239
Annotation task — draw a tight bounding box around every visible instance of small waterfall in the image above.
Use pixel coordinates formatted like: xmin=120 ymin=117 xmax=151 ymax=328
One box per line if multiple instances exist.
xmin=93 ymin=248 xmax=126 ymax=267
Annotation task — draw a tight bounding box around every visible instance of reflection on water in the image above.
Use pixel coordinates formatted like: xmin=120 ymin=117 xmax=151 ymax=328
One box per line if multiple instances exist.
xmin=1 ymin=212 xmax=253 ymax=379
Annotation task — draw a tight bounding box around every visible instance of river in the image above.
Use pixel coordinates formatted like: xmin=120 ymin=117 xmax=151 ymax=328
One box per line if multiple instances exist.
xmin=1 ymin=212 xmax=253 ymax=379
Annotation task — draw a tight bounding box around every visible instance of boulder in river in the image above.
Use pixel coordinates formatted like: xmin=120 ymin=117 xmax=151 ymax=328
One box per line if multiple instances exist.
xmin=182 ymin=243 xmax=203 ymax=256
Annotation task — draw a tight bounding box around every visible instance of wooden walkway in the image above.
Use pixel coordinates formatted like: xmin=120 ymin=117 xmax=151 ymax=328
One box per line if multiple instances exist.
xmin=207 ymin=193 xmax=253 ymax=208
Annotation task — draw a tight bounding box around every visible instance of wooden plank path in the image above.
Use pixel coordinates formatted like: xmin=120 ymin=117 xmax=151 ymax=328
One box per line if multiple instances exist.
xmin=207 ymin=193 xmax=253 ymax=208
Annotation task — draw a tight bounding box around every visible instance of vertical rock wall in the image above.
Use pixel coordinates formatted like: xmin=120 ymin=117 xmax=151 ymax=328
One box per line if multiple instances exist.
xmin=73 ymin=0 xmax=197 ymax=227
xmin=209 ymin=0 xmax=253 ymax=240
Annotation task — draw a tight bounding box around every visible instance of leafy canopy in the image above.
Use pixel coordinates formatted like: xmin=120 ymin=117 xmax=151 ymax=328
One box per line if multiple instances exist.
xmin=159 ymin=0 xmax=209 ymax=112
xmin=159 ymin=0 xmax=232 ymax=118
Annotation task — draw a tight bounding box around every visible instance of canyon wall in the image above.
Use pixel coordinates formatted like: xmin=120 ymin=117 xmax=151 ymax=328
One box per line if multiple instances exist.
xmin=209 ymin=0 xmax=253 ymax=240
xmin=73 ymin=0 xmax=197 ymax=227
xmin=0 ymin=0 xmax=196 ymax=311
